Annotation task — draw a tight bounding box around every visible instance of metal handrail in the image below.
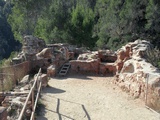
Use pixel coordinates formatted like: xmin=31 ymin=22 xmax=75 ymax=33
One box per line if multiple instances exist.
xmin=18 ymin=68 xmax=42 ymax=120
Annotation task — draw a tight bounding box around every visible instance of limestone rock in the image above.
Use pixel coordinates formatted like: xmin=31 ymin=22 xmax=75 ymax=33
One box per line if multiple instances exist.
xmin=35 ymin=74 xmax=48 ymax=87
xmin=36 ymin=48 xmax=52 ymax=59
xmin=12 ymin=35 xmax=46 ymax=64
xmin=47 ymin=65 xmax=56 ymax=77
xmin=77 ymin=52 xmax=98 ymax=61
xmin=23 ymin=35 xmax=46 ymax=54
xmin=19 ymin=75 xmax=29 ymax=85
xmin=115 ymin=40 xmax=160 ymax=111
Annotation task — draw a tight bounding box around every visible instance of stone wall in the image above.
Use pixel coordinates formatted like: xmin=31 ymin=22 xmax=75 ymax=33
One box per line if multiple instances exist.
xmin=99 ymin=63 xmax=116 ymax=75
xmin=70 ymin=59 xmax=99 ymax=74
xmin=0 ymin=61 xmax=31 ymax=91
xmin=114 ymin=40 xmax=160 ymax=111
xmin=0 ymin=107 xmax=7 ymax=120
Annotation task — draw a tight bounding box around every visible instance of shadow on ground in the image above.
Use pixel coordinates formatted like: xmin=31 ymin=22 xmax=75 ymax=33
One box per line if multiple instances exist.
xmin=42 ymin=86 xmax=66 ymax=94
xmin=55 ymin=74 xmax=93 ymax=80
xmin=51 ymin=72 xmax=114 ymax=81
xmin=38 ymin=96 xmax=91 ymax=120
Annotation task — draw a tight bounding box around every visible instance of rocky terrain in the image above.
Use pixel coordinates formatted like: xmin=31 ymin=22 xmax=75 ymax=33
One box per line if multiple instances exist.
xmin=0 ymin=36 xmax=160 ymax=119
xmin=114 ymin=40 xmax=160 ymax=111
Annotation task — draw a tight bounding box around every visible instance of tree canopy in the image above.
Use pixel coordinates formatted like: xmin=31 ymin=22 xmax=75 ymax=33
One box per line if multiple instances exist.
xmin=1 ymin=0 xmax=160 ymax=61
xmin=0 ymin=0 xmax=20 ymax=61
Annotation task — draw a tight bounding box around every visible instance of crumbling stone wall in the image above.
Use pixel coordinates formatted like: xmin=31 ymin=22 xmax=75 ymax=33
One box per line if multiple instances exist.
xmin=70 ymin=51 xmax=117 ymax=75
xmin=0 ymin=61 xmax=31 ymax=91
xmin=70 ymin=59 xmax=99 ymax=74
xmin=114 ymin=40 xmax=160 ymax=111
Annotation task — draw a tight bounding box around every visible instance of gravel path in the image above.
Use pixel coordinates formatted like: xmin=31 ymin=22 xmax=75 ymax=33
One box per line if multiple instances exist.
xmin=37 ymin=75 xmax=160 ymax=120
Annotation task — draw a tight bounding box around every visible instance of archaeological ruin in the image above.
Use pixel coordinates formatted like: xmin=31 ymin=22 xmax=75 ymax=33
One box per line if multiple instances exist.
xmin=0 ymin=35 xmax=160 ymax=119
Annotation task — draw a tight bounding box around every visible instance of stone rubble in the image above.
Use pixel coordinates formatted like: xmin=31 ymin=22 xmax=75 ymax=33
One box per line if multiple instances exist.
xmin=0 ymin=73 xmax=49 ymax=119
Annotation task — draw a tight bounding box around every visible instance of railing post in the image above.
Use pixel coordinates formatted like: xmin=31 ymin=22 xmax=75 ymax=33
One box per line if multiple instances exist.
xmin=13 ymin=66 xmax=16 ymax=88
xmin=145 ymin=73 xmax=149 ymax=105
xmin=0 ymin=74 xmax=4 ymax=92
xmin=32 ymin=89 xmax=34 ymax=120
xmin=18 ymin=68 xmax=41 ymax=120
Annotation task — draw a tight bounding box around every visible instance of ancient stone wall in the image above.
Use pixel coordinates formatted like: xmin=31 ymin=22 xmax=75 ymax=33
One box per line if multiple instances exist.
xmin=0 ymin=61 xmax=31 ymax=91
xmin=114 ymin=40 xmax=160 ymax=111
xmin=70 ymin=59 xmax=99 ymax=74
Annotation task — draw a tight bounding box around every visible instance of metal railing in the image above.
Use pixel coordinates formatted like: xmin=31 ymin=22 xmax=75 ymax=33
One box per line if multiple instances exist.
xmin=18 ymin=68 xmax=42 ymax=120
xmin=145 ymin=73 xmax=160 ymax=115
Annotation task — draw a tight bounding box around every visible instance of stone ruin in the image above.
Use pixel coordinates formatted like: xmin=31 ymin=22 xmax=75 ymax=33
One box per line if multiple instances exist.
xmin=114 ymin=40 xmax=160 ymax=112
xmin=1 ymin=36 xmax=160 ymax=119
xmin=70 ymin=49 xmax=117 ymax=75
xmin=69 ymin=39 xmax=160 ymax=112
xmin=12 ymin=36 xmax=75 ymax=74
xmin=12 ymin=35 xmax=46 ymax=64
xmin=0 ymin=73 xmax=48 ymax=120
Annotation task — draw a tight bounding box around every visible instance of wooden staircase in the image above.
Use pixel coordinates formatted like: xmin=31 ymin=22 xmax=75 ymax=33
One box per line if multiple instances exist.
xmin=59 ymin=62 xmax=71 ymax=76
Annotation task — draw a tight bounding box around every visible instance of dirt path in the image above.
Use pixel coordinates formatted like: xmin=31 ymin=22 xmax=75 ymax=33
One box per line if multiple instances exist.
xmin=37 ymin=75 xmax=160 ymax=120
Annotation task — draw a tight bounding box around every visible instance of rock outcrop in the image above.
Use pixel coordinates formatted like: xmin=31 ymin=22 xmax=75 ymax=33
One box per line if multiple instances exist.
xmin=12 ymin=35 xmax=46 ymax=64
xmin=23 ymin=35 xmax=46 ymax=54
xmin=115 ymin=40 xmax=160 ymax=111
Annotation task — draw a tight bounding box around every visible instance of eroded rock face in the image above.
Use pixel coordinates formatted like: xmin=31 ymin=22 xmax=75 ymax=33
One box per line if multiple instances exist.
xmin=23 ymin=35 xmax=46 ymax=54
xmin=115 ymin=40 xmax=160 ymax=111
xmin=12 ymin=35 xmax=46 ymax=64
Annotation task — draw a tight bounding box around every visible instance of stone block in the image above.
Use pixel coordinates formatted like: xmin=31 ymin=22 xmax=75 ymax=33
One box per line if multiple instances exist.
xmin=40 ymin=74 xmax=48 ymax=87
xmin=47 ymin=65 xmax=56 ymax=77
xmin=0 ymin=107 xmax=7 ymax=120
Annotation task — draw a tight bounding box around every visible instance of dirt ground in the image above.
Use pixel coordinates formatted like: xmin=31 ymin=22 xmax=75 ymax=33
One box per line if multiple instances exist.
xmin=37 ymin=74 xmax=160 ymax=120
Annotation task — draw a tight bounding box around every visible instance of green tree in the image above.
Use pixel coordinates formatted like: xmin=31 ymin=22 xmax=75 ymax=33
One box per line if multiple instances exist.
xmin=69 ymin=3 xmax=96 ymax=48
xmin=8 ymin=0 xmax=48 ymax=42
xmin=0 ymin=0 xmax=20 ymax=61
xmin=146 ymin=0 xmax=160 ymax=47
xmin=34 ymin=0 xmax=74 ymax=43
xmin=94 ymin=0 xmax=148 ymax=50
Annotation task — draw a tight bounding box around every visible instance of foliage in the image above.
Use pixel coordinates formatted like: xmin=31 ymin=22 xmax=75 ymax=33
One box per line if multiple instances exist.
xmin=0 ymin=0 xmax=20 ymax=61
xmin=1 ymin=0 xmax=160 ymax=58
xmin=94 ymin=0 xmax=149 ymax=50
xmin=69 ymin=3 xmax=96 ymax=48
xmin=146 ymin=47 xmax=160 ymax=69
xmin=0 ymin=51 xmax=18 ymax=67
xmin=145 ymin=0 xmax=160 ymax=47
